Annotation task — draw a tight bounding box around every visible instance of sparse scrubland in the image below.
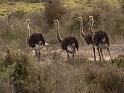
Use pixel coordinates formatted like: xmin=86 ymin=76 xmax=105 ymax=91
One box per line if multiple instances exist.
xmin=0 ymin=0 xmax=124 ymax=93
xmin=0 ymin=49 xmax=124 ymax=93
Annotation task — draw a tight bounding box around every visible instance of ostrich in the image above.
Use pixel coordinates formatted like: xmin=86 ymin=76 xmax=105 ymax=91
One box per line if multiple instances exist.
xmin=54 ymin=19 xmax=79 ymax=60
xmin=78 ymin=16 xmax=112 ymax=61
xmin=26 ymin=19 xmax=49 ymax=62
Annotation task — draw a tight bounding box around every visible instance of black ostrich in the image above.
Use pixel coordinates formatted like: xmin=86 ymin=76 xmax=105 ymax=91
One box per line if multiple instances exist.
xmin=54 ymin=19 xmax=79 ymax=60
xmin=78 ymin=16 xmax=112 ymax=61
xmin=26 ymin=19 xmax=49 ymax=62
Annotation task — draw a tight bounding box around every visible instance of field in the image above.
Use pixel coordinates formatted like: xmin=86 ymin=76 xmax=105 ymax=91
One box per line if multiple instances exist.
xmin=0 ymin=0 xmax=124 ymax=93
xmin=0 ymin=2 xmax=44 ymax=18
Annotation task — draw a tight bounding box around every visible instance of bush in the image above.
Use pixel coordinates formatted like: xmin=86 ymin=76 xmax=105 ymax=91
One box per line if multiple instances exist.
xmin=112 ymin=55 xmax=124 ymax=67
xmin=94 ymin=72 xmax=123 ymax=93
xmin=25 ymin=0 xmax=41 ymax=3
xmin=0 ymin=49 xmax=57 ymax=93
xmin=0 ymin=49 xmax=124 ymax=93
xmin=44 ymin=0 xmax=66 ymax=28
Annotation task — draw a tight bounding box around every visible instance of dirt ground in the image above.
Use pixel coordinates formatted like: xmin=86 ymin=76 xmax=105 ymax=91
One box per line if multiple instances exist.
xmin=78 ymin=44 xmax=124 ymax=61
xmin=40 ymin=44 xmax=124 ymax=61
xmin=1 ymin=43 xmax=123 ymax=62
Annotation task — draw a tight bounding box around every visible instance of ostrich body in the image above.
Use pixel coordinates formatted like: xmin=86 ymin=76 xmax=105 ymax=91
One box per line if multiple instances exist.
xmin=27 ymin=33 xmax=45 ymax=48
xmin=78 ymin=16 xmax=112 ymax=61
xmin=54 ymin=19 xmax=79 ymax=59
xmin=26 ymin=19 xmax=47 ymax=62
xmin=93 ymin=30 xmax=110 ymax=49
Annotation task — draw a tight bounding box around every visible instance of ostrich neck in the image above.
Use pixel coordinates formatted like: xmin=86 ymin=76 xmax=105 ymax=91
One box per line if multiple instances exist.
xmin=56 ymin=21 xmax=62 ymax=43
xmin=80 ymin=20 xmax=85 ymax=37
xmin=27 ymin=23 xmax=31 ymax=38
xmin=89 ymin=20 xmax=94 ymax=34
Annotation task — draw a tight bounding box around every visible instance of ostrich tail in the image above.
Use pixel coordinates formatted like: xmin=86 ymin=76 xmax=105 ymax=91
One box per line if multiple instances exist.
xmin=45 ymin=42 xmax=51 ymax=46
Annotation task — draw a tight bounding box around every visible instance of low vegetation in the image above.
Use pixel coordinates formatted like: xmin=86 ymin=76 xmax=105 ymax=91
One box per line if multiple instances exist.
xmin=0 ymin=0 xmax=124 ymax=93
xmin=0 ymin=2 xmax=44 ymax=18
xmin=0 ymin=49 xmax=124 ymax=93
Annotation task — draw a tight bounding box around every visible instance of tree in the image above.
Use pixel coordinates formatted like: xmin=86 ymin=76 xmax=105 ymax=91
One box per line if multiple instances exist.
xmin=44 ymin=0 xmax=66 ymax=28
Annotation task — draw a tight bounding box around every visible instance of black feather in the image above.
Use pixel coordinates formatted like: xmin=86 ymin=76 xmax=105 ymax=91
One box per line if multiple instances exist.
xmin=84 ymin=34 xmax=93 ymax=45
xmin=93 ymin=30 xmax=110 ymax=46
xmin=61 ymin=36 xmax=79 ymax=51
xmin=27 ymin=33 xmax=45 ymax=48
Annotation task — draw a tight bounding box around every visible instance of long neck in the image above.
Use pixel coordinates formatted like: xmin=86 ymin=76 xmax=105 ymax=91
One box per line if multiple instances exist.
xmin=56 ymin=21 xmax=62 ymax=43
xmin=89 ymin=19 xmax=94 ymax=34
xmin=80 ymin=20 xmax=85 ymax=37
xmin=27 ymin=23 xmax=31 ymax=38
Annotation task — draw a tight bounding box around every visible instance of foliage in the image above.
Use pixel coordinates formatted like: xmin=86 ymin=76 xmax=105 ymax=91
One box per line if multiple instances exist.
xmin=44 ymin=0 xmax=66 ymax=28
xmin=0 ymin=49 xmax=124 ymax=93
xmin=0 ymin=0 xmax=124 ymax=93
xmin=0 ymin=2 xmax=44 ymax=18
xmin=0 ymin=49 xmax=57 ymax=93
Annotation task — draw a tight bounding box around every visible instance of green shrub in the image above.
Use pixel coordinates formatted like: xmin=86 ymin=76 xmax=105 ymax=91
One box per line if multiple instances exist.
xmin=44 ymin=0 xmax=66 ymax=28
xmin=94 ymin=72 xmax=123 ymax=93
xmin=0 ymin=49 xmax=58 ymax=93
xmin=0 ymin=0 xmax=7 ymax=4
xmin=112 ymin=55 xmax=124 ymax=67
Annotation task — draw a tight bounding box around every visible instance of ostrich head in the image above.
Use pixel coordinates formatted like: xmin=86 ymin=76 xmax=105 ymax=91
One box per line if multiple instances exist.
xmin=78 ymin=16 xmax=83 ymax=21
xmin=89 ymin=16 xmax=94 ymax=21
xmin=26 ymin=19 xmax=31 ymax=24
xmin=54 ymin=19 xmax=60 ymax=26
xmin=54 ymin=19 xmax=59 ymax=23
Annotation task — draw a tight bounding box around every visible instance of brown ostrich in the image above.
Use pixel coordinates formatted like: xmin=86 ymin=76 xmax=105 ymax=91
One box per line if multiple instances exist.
xmin=78 ymin=16 xmax=112 ymax=61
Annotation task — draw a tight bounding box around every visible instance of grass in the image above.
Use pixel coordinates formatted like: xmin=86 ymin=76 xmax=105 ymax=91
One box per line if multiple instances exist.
xmin=0 ymin=2 xmax=44 ymax=18
xmin=0 ymin=49 xmax=123 ymax=93
xmin=0 ymin=0 xmax=123 ymax=93
xmin=63 ymin=0 xmax=120 ymax=18
xmin=0 ymin=0 xmax=120 ymax=18
xmin=64 ymin=0 xmax=120 ymax=9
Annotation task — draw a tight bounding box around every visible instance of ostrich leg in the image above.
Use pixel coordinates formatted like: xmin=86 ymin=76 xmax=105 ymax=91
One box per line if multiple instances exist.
xmin=67 ymin=52 xmax=69 ymax=60
xmin=100 ymin=48 xmax=104 ymax=61
xmin=97 ymin=48 xmax=101 ymax=61
xmin=107 ymin=48 xmax=112 ymax=61
xmin=37 ymin=49 xmax=41 ymax=62
xmin=35 ymin=50 xmax=40 ymax=62
xmin=72 ymin=53 xmax=74 ymax=59
xmin=35 ymin=44 xmax=41 ymax=62
xmin=92 ymin=45 xmax=96 ymax=61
